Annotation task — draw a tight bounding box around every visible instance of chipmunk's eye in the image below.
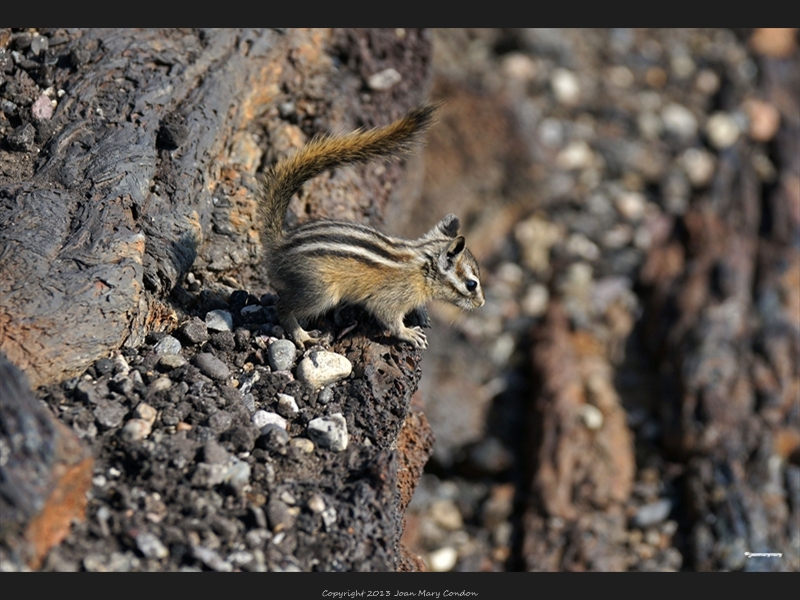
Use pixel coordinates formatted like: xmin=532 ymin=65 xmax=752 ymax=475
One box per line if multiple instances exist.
xmin=466 ymin=279 xmax=478 ymax=292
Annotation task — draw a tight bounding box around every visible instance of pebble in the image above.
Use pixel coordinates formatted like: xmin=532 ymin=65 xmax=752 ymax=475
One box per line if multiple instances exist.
xmin=179 ymin=317 xmax=209 ymax=345
xmin=430 ymin=499 xmax=464 ymax=530
xmin=317 ymin=386 xmax=334 ymax=405
xmin=120 ymin=418 xmax=153 ymax=442
xmin=296 ymin=351 xmax=352 ymax=389
xmin=153 ymin=335 xmax=181 ymax=355
xmin=223 ymin=459 xmax=251 ymax=493
xmin=580 ymin=404 xmax=604 ymax=430
xmin=367 ymin=68 xmax=402 ymax=91
xmin=633 ymin=499 xmax=673 ymax=528
xmin=307 ymin=413 xmax=349 ymax=452
xmin=277 ymin=393 xmax=299 ymax=418
xmin=205 ymin=309 xmax=233 ymax=332
xmin=159 ymin=354 xmax=186 ymax=369
xmin=428 ymin=546 xmax=458 ymax=572
xmin=31 ymin=93 xmax=54 ymax=120
xmin=680 ymin=148 xmax=716 ymax=187
xmin=556 ymin=140 xmax=594 ymax=171
xmin=705 ymin=112 xmax=740 ymax=148
xmin=147 ymin=376 xmax=172 ymax=393
xmin=267 ymin=499 xmax=297 ymax=532
xmin=8 ymin=123 xmax=36 ymax=152
xmin=694 ymin=69 xmax=720 ymax=96
xmin=615 ymin=191 xmax=647 ymax=221
xmin=258 ymin=424 xmax=290 ymax=450
xmin=551 ymin=68 xmax=581 ymax=105
xmin=289 ymin=438 xmax=315 ymax=453
xmin=192 ymin=545 xmax=232 ymax=572
xmin=135 ymin=532 xmax=168 ymax=560
xmin=744 ymin=99 xmax=780 ymax=142
xmin=520 ymin=284 xmax=549 ymax=318
xmin=252 ymin=410 xmax=287 ymax=430
xmin=93 ymin=401 xmax=128 ymax=429
xmin=135 ymin=402 xmax=157 ymax=426
xmin=268 ymin=339 xmax=296 ymax=372
xmin=661 ymin=103 xmax=697 ymax=140
xmin=191 ymin=463 xmax=228 ymax=488
xmin=193 ymin=353 xmax=230 ymax=381
xmin=307 ymin=493 xmax=326 ymax=514
xmin=30 ymin=34 xmax=48 ymax=55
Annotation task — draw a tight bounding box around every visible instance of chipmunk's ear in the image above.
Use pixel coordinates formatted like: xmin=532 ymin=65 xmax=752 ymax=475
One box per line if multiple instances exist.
xmin=438 ymin=235 xmax=466 ymax=271
xmin=436 ymin=214 xmax=460 ymax=238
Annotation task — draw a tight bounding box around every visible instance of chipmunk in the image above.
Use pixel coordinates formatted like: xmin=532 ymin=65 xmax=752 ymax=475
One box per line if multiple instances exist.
xmin=259 ymin=104 xmax=484 ymax=349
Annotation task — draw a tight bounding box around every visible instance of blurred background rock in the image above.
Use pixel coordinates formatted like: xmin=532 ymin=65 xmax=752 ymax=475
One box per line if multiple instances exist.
xmin=394 ymin=28 xmax=799 ymax=572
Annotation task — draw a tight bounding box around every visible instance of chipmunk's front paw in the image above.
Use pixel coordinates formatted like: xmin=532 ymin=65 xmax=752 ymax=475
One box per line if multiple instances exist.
xmin=397 ymin=326 xmax=428 ymax=350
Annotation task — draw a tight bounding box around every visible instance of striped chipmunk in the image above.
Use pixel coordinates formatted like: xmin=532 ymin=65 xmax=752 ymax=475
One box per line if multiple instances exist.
xmin=258 ymin=103 xmax=485 ymax=350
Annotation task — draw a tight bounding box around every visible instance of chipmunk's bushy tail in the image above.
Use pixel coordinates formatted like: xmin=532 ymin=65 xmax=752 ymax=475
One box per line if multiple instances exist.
xmin=259 ymin=103 xmax=439 ymax=249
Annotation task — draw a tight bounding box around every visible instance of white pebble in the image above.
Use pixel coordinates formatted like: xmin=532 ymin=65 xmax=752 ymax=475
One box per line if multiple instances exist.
xmin=705 ymin=112 xmax=740 ymax=149
xmin=680 ymin=148 xmax=716 ymax=187
xmin=551 ymin=68 xmax=581 ymax=105
xmin=661 ymin=103 xmax=697 ymax=140
xmin=252 ymin=410 xmax=287 ymax=430
xmin=428 ymin=547 xmax=458 ymax=572
xmin=277 ymin=393 xmax=299 ymax=417
xmin=580 ymin=404 xmax=604 ymax=430
xmin=615 ymin=191 xmax=647 ymax=221
xmin=556 ymin=140 xmax=594 ymax=171
xmin=307 ymin=413 xmax=349 ymax=452
xmin=205 ymin=309 xmax=233 ymax=331
xmin=368 ymin=68 xmax=402 ymax=91
xmin=520 ymin=284 xmax=549 ymax=317
xmin=296 ymin=351 xmax=352 ymax=389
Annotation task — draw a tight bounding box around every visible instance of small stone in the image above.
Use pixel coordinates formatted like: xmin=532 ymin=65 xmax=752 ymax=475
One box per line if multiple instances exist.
xmin=120 ymin=419 xmax=152 ymax=442
xmin=30 ymin=34 xmax=49 ymax=55
xmin=307 ymin=413 xmax=349 ymax=452
xmin=224 ymin=459 xmax=251 ymax=493
xmin=267 ymin=340 xmax=296 ymax=371
xmin=556 ymin=140 xmax=594 ymax=171
xmin=661 ymin=103 xmax=697 ymax=141
xmin=317 ymin=386 xmax=333 ymax=405
xmin=320 ymin=506 xmax=337 ymax=530
xmin=744 ymin=99 xmax=780 ymax=142
xmin=633 ymin=499 xmax=673 ymax=528
xmin=159 ymin=354 xmax=186 ymax=369
xmin=429 ymin=499 xmax=463 ymax=531
xmin=277 ymin=393 xmax=299 ymax=418
xmin=307 ymin=493 xmax=326 ymax=514
xmin=580 ymin=404 xmax=604 ymax=430
xmin=680 ymin=148 xmax=716 ymax=187
xmin=193 ymin=353 xmax=230 ymax=381
xmin=266 ymin=499 xmax=297 ymax=532
xmin=191 ymin=463 xmax=228 ymax=488
xmin=551 ymin=68 xmax=580 ymax=105
xmin=367 ymin=68 xmax=402 ymax=91
xmin=8 ymin=123 xmax=36 ymax=152
xmin=31 ymin=94 xmax=54 ymax=120
xmin=205 ymin=309 xmax=233 ymax=332
xmin=428 ymin=547 xmax=458 ymax=572
xmin=252 ymin=410 xmax=286 ymax=430
xmin=135 ymin=402 xmax=158 ymax=425
xmin=289 ymin=438 xmax=314 ymax=453
xmin=93 ymin=358 xmax=115 ymax=376
xmin=520 ymin=284 xmax=549 ymax=318
xmin=615 ymin=192 xmax=647 ymax=221
xmin=94 ymin=401 xmax=128 ymax=429
xmin=705 ymin=112 xmax=740 ymax=149
xmin=147 ymin=376 xmax=172 ymax=393
xmin=296 ymin=351 xmax=352 ymax=389
xmin=179 ymin=317 xmax=209 ymax=345
xmin=153 ymin=335 xmax=181 ymax=355
xmin=258 ymin=424 xmax=290 ymax=450
xmin=135 ymin=532 xmax=168 ymax=560
xmin=694 ymin=69 xmax=721 ymax=96
xmin=192 ymin=545 xmax=232 ymax=572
